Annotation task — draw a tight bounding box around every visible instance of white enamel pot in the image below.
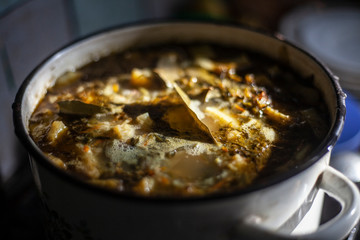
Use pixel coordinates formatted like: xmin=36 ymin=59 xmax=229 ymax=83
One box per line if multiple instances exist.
xmin=12 ymin=22 xmax=360 ymax=240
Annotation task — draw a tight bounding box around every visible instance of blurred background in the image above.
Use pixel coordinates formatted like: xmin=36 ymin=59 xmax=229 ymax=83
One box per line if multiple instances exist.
xmin=1 ymin=0 xmax=360 ymax=239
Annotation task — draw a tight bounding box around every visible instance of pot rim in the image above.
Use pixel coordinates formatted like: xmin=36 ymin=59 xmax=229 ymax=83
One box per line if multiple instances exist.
xmin=12 ymin=20 xmax=346 ymax=204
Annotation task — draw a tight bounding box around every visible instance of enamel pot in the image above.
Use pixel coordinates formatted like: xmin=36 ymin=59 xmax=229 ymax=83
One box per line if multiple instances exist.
xmin=12 ymin=22 xmax=360 ymax=240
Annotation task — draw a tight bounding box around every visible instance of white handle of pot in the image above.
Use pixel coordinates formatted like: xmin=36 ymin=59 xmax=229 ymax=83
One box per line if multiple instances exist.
xmin=231 ymin=166 xmax=360 ymax=240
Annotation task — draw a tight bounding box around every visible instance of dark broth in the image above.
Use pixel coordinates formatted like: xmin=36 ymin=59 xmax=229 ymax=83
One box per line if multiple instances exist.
xmin=29 ymin=44 xmax=329 ymax=197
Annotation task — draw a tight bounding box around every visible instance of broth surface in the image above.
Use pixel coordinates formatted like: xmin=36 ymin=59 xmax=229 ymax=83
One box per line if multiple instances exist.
xmin=29 ymin=44 xmax=328 ymax=197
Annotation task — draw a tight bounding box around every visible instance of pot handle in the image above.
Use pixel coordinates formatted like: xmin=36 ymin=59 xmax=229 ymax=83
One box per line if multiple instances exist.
xmin=230 ymin=167 xmax=360 ymax=240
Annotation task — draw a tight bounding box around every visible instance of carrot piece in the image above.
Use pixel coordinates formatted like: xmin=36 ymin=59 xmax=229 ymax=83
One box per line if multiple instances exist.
xmin=234 ymin=104 xmax=245 ymax=112
xmin=161 ymin=177 xmax=170 ymax=185
xmin=112 ymin=83 xmax=119 ymax=92
xmin=245 ymin=74 xmax=254 ymax=84
xmin=221 ymin=146 xmax=228 ymax=152
xmin=229 ymin=74 xmax=243 ymax=82
xmin=83 ymin=144 xmax=90 ymax=153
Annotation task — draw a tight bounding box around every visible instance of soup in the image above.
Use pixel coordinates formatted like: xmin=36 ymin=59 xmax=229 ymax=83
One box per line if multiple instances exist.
xmin=29 ymin=44 xmax=328 ymax=197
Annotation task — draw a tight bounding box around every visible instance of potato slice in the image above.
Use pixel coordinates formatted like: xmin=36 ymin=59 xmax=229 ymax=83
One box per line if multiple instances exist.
xmin=47 ymin=120 xmax=68 ymax=145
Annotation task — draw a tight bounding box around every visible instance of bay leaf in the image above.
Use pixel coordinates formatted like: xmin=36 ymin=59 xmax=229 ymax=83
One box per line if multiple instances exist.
xmin=155 ymin=54 xmax=218 ymax=144
xmin=58 ymin=100 xmax=108 ymax=116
